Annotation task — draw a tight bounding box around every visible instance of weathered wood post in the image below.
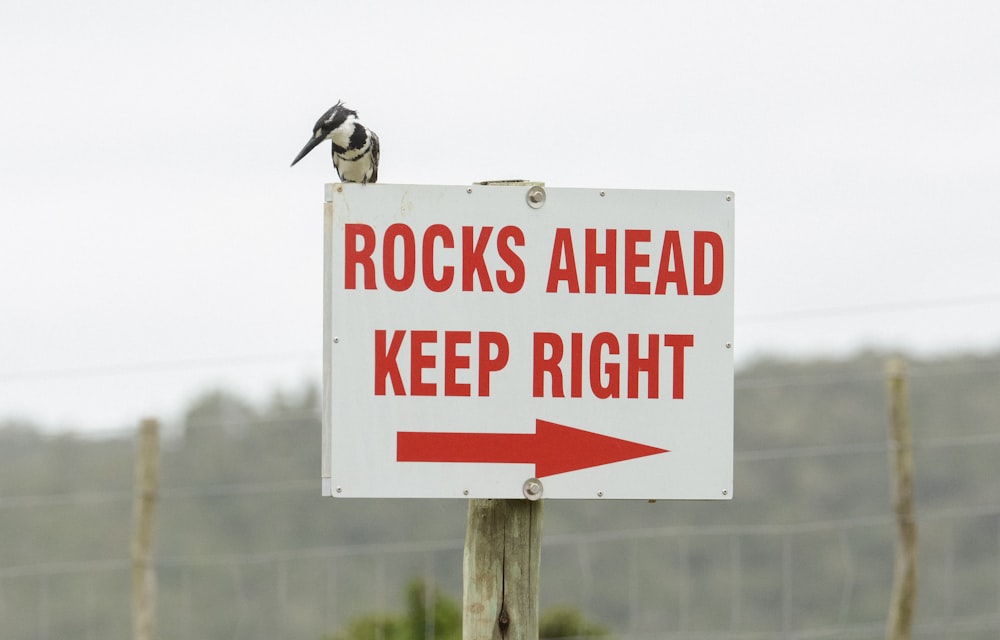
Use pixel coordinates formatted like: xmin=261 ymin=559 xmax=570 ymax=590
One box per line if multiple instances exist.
xmin=463 ymin=498 xmax=543 ymax=640
xmin=131 ymin=417 xmax=160 ymax=640
xmin=885 ymin=358 xmax=917 ymax=640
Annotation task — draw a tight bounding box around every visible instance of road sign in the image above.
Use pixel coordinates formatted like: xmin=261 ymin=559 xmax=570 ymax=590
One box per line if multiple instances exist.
xmin=322 ymin=183 xmax=734 ymax=499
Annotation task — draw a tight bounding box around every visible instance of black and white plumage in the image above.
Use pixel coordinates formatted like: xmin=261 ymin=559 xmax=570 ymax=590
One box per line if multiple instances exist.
xmin=290 ymin=101 xmax=380 ymax=184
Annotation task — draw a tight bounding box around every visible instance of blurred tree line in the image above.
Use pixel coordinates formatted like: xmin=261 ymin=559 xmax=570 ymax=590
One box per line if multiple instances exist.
xmin=2 ymin=350 xmax=1000 ymax=637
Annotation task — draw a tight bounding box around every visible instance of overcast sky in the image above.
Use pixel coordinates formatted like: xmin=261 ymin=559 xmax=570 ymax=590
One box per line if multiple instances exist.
xmin=2 ymin=1 xmax=999 ymax=433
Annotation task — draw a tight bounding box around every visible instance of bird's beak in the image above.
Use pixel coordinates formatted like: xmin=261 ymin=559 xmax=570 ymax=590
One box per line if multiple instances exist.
xmin=290 ymin=133 xmax=323 ymax=167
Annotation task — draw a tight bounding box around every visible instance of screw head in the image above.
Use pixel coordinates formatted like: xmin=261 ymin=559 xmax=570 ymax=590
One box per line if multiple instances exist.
xmin=526 ymin=186 xmax=546 ymax=209
xmin=522 ymin=477 xmax=543 ymax=500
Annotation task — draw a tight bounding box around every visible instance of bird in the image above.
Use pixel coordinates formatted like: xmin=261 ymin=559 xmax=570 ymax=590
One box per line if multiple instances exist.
xmin=290 ymin=101 xmax=380 ymax=184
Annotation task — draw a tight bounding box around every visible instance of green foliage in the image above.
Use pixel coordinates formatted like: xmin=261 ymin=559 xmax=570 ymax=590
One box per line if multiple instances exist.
xmin=323 ymin=581 xmax=604 ymax=640
xmin=402 ymin=580 xmax=462 ymax=640
xmin=323 ymin=580 xmax=460 ymax=640
xmin=325 ymin=613 xmax=406 ymax=640
xmin=539 ymin=605 xmax=609 ymax=638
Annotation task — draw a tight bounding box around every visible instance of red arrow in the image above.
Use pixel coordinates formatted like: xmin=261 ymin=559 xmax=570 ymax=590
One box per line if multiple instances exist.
xmin=396 ymin=419 xmax=668 ymax=477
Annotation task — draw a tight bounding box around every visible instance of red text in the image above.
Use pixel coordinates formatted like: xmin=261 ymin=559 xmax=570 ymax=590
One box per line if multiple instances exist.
xmin=375 ymin=330 xmax=510 ymax=396
xmin=532 ymin=331 xmax=694 ymax=399
xmin=346 ymin=223 xmax=525 ymax=293
xmin=545 ymin=228 xmax=724 ymax=296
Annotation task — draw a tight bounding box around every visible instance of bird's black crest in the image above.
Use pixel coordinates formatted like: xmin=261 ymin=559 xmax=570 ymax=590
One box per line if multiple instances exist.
xmin=315 ymin=101 xmax=357 ymax=134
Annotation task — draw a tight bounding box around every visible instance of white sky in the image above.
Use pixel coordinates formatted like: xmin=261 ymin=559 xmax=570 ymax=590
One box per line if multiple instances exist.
xmin=2 ymin=1 xmax=999 ymax=433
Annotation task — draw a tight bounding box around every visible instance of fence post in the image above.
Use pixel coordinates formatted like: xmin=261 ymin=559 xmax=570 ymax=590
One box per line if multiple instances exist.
xmin=131 ymin=417 xmax=160 ymax=640
xmin=885 ymin=358 xmax=917 ymax=640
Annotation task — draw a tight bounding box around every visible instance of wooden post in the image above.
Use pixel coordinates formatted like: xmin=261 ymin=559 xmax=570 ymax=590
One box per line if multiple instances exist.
xmin=463 ymin=499 xmax=543 ymax=640
xmin=131 ymin=418 xmax=160 ymax=640
xmin=885 ymin=359 xmax=917 ymax=640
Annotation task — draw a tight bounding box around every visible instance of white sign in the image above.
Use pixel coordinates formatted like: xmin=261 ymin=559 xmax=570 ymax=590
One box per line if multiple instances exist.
xmin=322 ymin=183 xmax=734 ymax=499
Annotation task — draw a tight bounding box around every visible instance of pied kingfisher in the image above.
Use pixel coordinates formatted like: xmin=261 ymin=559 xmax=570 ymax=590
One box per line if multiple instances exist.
xmin=290 ymin=101 xmax=380 ymax=184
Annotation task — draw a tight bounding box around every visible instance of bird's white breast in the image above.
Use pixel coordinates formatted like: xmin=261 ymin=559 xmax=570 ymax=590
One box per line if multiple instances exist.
xmin=333 ymin=154 xmax=374 ymax=183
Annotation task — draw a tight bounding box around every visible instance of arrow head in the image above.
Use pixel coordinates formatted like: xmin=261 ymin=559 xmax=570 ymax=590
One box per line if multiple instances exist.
xmin=533 ymin=419 xmax=668 ymax=477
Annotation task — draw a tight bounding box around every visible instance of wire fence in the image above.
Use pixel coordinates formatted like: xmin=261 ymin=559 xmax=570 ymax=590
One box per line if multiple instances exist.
xmin=2 ymin=356 xmax=1000 ymax=639
xmin=1 ymin=506 xmax=999 ymax=639
xmin=2 ymin=469 xmax=1000 ymax=639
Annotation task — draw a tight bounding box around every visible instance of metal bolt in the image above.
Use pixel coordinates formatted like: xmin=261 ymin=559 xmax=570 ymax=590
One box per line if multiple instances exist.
xmin=336 ymin=486 xmax=342 ymax=493
xmin=463 ymin=489 xmax=469 ymax=496
xmin=725 ymin=342 xmax=732 ymax=349
xmin=597 ymin=491 xmax=604 ymax=498
xmin=726 ymin=194 xmax=732 ymax=202
xmin=522 ymin=478 xmax=543 ymax=501
xmin=599 ymin=191 xmax=606 ymax=197
xmin=333 ymin=337 xmax=340 ymax=344
xmin=337 ymin=185 xmax=343 ymax=193
xmin=526 ymin=185 xmax=546 ymax=209
xmin=722 ymin=489 xmax=729 ymax=496
xmin=466 ymin=187 xmax=472 ymax=194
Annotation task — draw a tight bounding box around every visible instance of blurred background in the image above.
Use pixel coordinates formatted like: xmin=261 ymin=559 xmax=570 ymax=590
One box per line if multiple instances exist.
xmin=2 ymin=1 xmax=999 ymax=638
